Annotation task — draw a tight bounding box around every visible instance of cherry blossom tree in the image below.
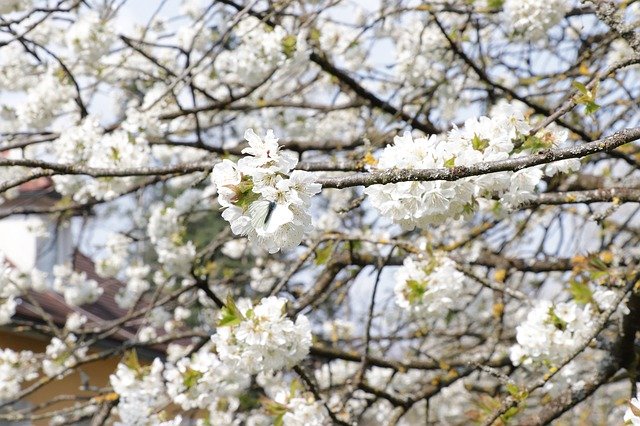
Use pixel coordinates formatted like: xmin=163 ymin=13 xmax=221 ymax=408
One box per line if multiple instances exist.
xmin=1 ymin=0 xmax=640 ymax=424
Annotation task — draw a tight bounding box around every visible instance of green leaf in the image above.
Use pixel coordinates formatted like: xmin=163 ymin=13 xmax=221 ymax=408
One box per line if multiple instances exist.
xmin=569 ymin=280 xmax=594 ymax=305
xmin=123 ymin=350 xmax=142 ymax=372
xmin=505 ymin=383 xmax=529 ymax=402
xmin=444 ymin=156 xmax=456 ymax=168
xmin=501 ymin=405 xmax=521 ymax=422
xmin=445 ymin=309 xmax=457 ymax=324
xmin=238 ymin=393 xmax=260 ymax=411
xmin=506 ymin=383 xmax=519 ymax=397
xmin=274 ymin=413 xmax=285 ymax=426
xmin=260 ymin=396 xmax=288 ymax=417
xmin=584 ymin=101 xmax=600 ymax=115
xmin=545 ymin=306 xmax=567 ymax=331
xmin=349 ymin=240 xmax=362 ymax=251
xmin=289 ymin=379 xmax=300 ymax=398
xmin=110 ymin=146 xmax=121 ymax=161
xmin=573 ymin=81 xmax=600 ymax=115
xmin=462 ymin=199 xmax=478 ymax=215
xmin=588 ymin=256 xmax=608 ymax=271
xmin=487 ymin=0 xmax=504 ymax=8
xmin=315 ymin=242 xmax=334 ymax=265
xmin=218 ymin=295 xmax=244 ymax=327
xmin=472 ymin=134 xmax=490 ymax=152
xmin=518 ymin=134 xmax=551 ymax=153
xmin=281 ymin=34 xmax=297 ymax=58
xmin=590 ymin=270 xmax=609 ymax=281
xmin=309 ymin=28 xmax=321 ymax=43
xmin=572 ymin=81 xmax=588 ymax=95
xmin=182 ymin=367 xmax=204 ymax=389
xmin=235 ymin=177 xmax=260 ymax=210
xmin=406 ymin=279 xmax=426 ymax=303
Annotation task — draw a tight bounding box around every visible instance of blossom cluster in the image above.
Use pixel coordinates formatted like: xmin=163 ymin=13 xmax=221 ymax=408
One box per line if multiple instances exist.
xmin=65 ymin=11 xmax=115 ymax=64
xmin=53 ymin=263 xmax=103 ymax=306
xmin=110 ymin=358 xmax=177 ymax=426
xmin=0 ymin=255 xmax=47 ymax=325
xmin=115 ymin=263 xmax=151 ymax=309
xmin=509 ymin=299 xmax=596 ymax=366
xmin=147 ymin=189 xmax=201 ymax=277
xmin=108 ymin=296 xmax=314 ymax=424
xmin=43 ymin=334 xmax=88 ymax=377
xmin=17 ymin=71 xmax=76 ymax=130
xmin=95 ymin=233 xmax=131 ymax=278
xmin=214 ymin=17 xmax=290 ymax=87
xmin=211 ymin=296 xmax=312 ymax=374
xmin=0 ymin=349 xmax=38 ymax=402
xmin=394 ymin=255 xmax=467 ymax=317
xmin=52 ymin=117 xmax=151 ymax=202
xmin=502 ymin=0 xmax=571 ymax=41
xmin=0 ymin=259 xmax=17 ymax=325
xmin=212 ymin=129 xmax=321 ymax=253
xmin=272 ymin=388 xmax=330 ymax=426
xmin=365 ymin=102 xmax=579 ymax=229
xmin=164 ymin=344 xmax=251 ymax=410
xmin=392 ymin=19 xmax=450 ymax=87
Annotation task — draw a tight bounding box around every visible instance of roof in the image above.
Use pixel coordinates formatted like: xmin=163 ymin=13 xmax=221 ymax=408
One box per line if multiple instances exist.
xmin=14 ymin=251 xmax=138 ymax=342
xmin=16 ymin=251 xmax=135 ymax=340
xmin=0 ymin=177 xmax=60 ymax=211
xmin=3 ymin=179 xmax=168 ymax=357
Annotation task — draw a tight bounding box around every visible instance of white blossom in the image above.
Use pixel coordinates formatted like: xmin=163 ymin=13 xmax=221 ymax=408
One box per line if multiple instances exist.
xmin=365 ymin=102 xmax=568 ymax=227
xmin=250 ymin=258 xmax=286 ymax=292
xmin=65 ymin=312 xmax=88 ymax=332
xmin=96 ymin=233 xmax=131 ymax=278
xmin=221 ymin=239 xmax=247 ymax=259
xmin=164 ymin=345 xmax=251 ymax=410
xmin=394 ymin=255 xmax=467 ymax=317
xmin=43 ymin=334 xmax=88 ymax=377
xmin=53 ymin=264 xmax=103 ymax=306
xmin=0 ymin=0 xmax=32 ymax=15
xmin=66 ymin=11 xmax=115 ymax=62
xmin=273 ymin=388 xmax=330 ymax=426
xmin=16 ymin=71 xmax=75 ymax=129
xmin=502 ymin=0 xmax=571 ymax=41
xmin=137 ymin=326 xmax=157 ymax=343
xmin=110 ymin=358 xmax=170 ymax=426
xmin=212 ymin=129 xmax=320 ymax=253
xmin=212 ymin=296 xmax=312 ymax=374
xmin=510 ymin=299 xmax=596 ymax=366
xmin=322 ymin=319 xmax=355 ymax=340
xmin=214 ymin=17 xmax=289 ymax=86
xmin=0 ymin=295 xmax=16 ymax=325
xmin=147 ymin=190 xmax=201 ymax=276
xmin=115 ymin=263 xmax=151 ymax=309
xmin=0 ymin=349 xmax=38 ymax=402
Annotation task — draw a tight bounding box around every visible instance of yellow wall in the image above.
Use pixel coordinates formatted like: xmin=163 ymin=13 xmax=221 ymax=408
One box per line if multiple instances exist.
xmin=0 ymin=330 xmax=121 ymax=425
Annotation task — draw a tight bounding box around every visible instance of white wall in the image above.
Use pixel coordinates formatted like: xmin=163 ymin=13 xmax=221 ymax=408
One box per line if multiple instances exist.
xmin=0 ymin=216 xmax=73 ymax=275
xmin=0 ymin=216 xmax=39 ymax=270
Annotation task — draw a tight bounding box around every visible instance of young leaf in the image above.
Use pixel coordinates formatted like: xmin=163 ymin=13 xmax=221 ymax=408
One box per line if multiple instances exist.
xmin=281 ymin=35 xmax=297 ymax=58
xmin=218 ymin=295 xmax=245 ymax=327
xmin=569 ymin=280 xmax=594 ymax=305
xmin=315 ymin=241 xmax=334 ymax=265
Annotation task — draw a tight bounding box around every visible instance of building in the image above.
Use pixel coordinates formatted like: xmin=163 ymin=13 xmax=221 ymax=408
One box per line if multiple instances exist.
xmin=0 ymin=179 xmax=140 ymax=425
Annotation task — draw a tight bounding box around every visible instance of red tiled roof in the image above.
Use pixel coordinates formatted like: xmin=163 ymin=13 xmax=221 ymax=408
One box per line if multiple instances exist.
xmin=15 ymin=251 xmax=138 ymax=342
xmin=4 ymin=181 xmax=169 ymax=355
xmin=19 ymin=177 xmax=53 ymax=192
xmin=0 ymin=177 xmax=60 ymax=211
